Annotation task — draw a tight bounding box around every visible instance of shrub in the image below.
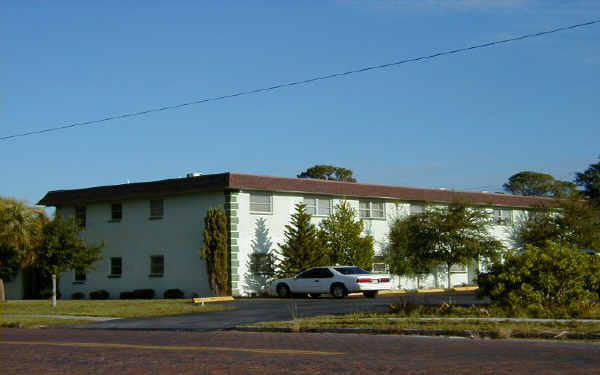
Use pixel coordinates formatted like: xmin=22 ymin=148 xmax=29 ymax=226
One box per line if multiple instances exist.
xmin=119 ymin=291 xmax=134 ymax=299
xmin=133 ymin=289 xmax=155 ymax=299
xmin=163 ymin=289 xmax=184 ymax=299
xmin=89 ymin=290 xmax=110 ymax=300
xmin=477 ymin=241 xmax=600 ymax=316
xmin=71 ymin=292 xmax=85 ymax=300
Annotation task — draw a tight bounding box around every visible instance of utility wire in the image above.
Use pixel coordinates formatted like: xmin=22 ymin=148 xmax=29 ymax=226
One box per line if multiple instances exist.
xmin=2 ymin=19 xmax=599 ymax=141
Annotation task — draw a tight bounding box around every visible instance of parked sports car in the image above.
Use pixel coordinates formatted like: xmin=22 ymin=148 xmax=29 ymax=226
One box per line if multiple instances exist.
xmin=272 ymin=266 xmax=392 ymax=298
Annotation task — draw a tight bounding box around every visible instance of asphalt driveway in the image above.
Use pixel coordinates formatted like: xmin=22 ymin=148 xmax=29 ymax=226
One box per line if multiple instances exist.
xmin=68 ymin=292 xmax=487 ymax=331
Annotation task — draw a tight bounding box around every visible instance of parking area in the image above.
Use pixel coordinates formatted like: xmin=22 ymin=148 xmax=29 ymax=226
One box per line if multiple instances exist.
xmin=67 ymin=292 xmax=486 ymax=331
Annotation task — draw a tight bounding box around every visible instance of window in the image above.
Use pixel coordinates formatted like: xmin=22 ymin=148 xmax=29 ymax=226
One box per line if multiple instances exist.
xmin=372 ymin=263 xmax=388 ymax=273
xmin=493 ymin=208 xmax=512 ymax=225
xmin=109 ymin=257 xmax=122 ymax=277
xmin=150 ymin=255 xmax=164 ymax=276
xmin=304 ymin=197 xmax=331 ymax=216
xmin=359 ymin=200 xmax=385 ymax=219
xmin=74 ymin=268 xmax=86 ymax=283
xmin=249 ymin=253 xmax=274 ymax=275
xmin=297 ymin=268 xmax=333 ymax=278
xmin=150 ymin=199 xmax=163 ymax=218
xmin=111 ymin=203 xmax=122 ymax=221
xmin=410 ymin=203 xmax=425 ymax=215
xmin=450 ymin=264 xmax=467 ymax=273
xmin=75 ymin=205 xmax=86 ymax=228
xmin=250 ymin=192 xmax=272 ymax=213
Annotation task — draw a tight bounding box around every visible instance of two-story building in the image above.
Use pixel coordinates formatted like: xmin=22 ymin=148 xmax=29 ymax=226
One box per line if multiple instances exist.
xmin=23 ymin=172 xmax=555 ymax=299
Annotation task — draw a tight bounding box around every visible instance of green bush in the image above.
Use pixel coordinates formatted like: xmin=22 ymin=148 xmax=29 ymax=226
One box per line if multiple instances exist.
xmin=71 ymin=292 xmax=85 ymax=300
xmin=477 ymin=241 xmax=600 ymax=317
xmin=120 ymin=289 xmax=155 ymax=299
xmin=163 ymin=289 xmax=184 ymax=299
xmin=89 ymin=290 xmax=110 ymax=300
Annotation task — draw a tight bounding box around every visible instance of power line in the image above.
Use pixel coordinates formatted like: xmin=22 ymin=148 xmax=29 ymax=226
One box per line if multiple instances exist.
xmin=2 ymin=19 xmax=599 ymax=142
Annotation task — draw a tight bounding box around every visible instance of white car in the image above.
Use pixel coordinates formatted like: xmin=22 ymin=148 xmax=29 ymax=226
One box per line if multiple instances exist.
xmin=272 ymin=266 xmax=392 ymax=299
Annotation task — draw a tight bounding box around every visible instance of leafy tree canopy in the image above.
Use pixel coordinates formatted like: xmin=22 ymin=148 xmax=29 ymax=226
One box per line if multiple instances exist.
xmin=34 ymin=214 xmax=103 ymax=276
xmin=516 ymin=199 xmax=600 ymax=252
xmin=387 ymin=201 xmax=504 ymax=288
xmin=575 ymin=156 xmax=600 ymax=205
xmin=0 ymin=197 xmax=46 ymax=301
xmin=276 ymin=203 xmax=327 ymax=278
xmin=318 ymin=201 xmax=374 ymax=270
xmin=503 ymin=171 xmax=578 ymax=198
xmin=297 ymin=165 xmax=357 ymax=182
xmin=477 ymin=241 xmax=600 ymax=316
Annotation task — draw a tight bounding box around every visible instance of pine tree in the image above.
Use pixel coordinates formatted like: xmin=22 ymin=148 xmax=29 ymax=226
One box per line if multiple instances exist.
xmin=200 ymin=206 xmax=229 ymax=296
xmin=318 ymin=201 xmax=374 ymax=270
xmin=276 ymin=203 xmax=327 ymax=278
xmin=244 ymin=218 xmax=275 ymax=294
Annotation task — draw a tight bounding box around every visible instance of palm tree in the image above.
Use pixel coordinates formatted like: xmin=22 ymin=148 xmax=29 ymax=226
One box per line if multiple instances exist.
xmin=0 ymin=197 xmax=46 ymax=301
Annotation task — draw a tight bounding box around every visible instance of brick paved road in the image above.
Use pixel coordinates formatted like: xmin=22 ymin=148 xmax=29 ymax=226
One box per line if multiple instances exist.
xmin=1 ymin=328 xmax=598 ymax=374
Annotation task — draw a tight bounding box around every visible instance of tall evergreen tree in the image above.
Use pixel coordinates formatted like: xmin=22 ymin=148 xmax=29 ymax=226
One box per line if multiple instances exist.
xmin=318 ymin=201 xmax=374 ymax=269
xmin=200 ymin=207 xmax=229 ymax=296
xmin=276 ymin=203 xmax=327 ymax=278
xmin=576 ymin=157 xmax=600 ymax=205
xmin=244 ymin=218 xmax=276 ymax=294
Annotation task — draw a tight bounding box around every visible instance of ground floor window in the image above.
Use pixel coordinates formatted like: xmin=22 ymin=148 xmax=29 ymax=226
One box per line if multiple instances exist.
xmin=150 ymin=255 xmax=164 ymax=276
xmin=74 ymin=268 xmax=86 ymax=283
xmin=110 ymin=257 xmax=122 ymax=277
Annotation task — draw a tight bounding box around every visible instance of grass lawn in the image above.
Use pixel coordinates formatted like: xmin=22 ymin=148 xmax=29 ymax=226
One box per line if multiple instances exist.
xmin=250 ymin=314 xmax=600 ymax=337
xmin=1 ymin=316 xmax=96 ymax=328
xmin=0 ymin=299 xmax=233 ymax=318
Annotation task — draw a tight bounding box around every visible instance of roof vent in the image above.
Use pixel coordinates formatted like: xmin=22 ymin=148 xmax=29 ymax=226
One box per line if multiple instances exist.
xmin=186 ymin=172 xmax=202 ymax=178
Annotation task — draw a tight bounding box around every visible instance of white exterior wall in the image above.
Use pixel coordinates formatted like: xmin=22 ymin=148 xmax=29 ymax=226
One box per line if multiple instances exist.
xmin=58 ymin=192 xmax=224 ymax=299
xmin=235 ymin=191 xmax=529 ymax=295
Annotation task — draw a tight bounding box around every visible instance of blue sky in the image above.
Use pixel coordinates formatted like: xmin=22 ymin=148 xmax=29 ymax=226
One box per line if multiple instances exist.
xmin=2 ymin=1 xmax=599 ymax=205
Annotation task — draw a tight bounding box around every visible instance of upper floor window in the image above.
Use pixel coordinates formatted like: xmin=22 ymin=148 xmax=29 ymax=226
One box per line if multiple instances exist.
xmin=304 ymin=197 xmax=331 ymax=216
xmin=493 ymin=208 xmax=513 ymax=225
xmin=111 ymin=203 xmax=122 ymax=221
xmin=410 ymin=203 xmax=425 ymax=215
xmin=250 ymin=192 xmax=272 ymax=214
xmin=150 ymin=199 xmax=164 ymax=219
xmin=75 ymin=205 xmax=86 ymax=228
xmin=359 ymin=200 xmax=385 ymax=219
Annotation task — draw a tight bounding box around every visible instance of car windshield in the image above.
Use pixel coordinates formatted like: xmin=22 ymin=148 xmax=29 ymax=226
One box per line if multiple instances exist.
xmin=334 ymin=267 xmax=371 ymax=275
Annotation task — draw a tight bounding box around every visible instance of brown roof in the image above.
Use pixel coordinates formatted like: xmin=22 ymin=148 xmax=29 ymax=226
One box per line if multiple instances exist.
xmin=38 ymin=172 xmax=558 ymax=208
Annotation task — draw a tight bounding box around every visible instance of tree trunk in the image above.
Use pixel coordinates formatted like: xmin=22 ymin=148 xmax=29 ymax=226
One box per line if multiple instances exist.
xmin=447 ymin=264 xmax=452 ymax=289
xmin=0 ymin=278 xmax=5 ymax=302
xmin=51 ymin=274 xmax=57 ymax=308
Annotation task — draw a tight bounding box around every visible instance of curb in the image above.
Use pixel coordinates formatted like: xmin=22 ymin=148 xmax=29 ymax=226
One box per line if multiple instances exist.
xmin=347 ymin=287 xmax=478 ymax=296
xmin=192 ymin=296 xmax=234 ymax=304
xmin=233 ymin=326 xmax=600 ymax=340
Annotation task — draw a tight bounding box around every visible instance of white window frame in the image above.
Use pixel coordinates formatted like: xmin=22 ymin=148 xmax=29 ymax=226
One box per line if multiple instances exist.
xmin=303 ymin=196 xmax=332 ymax=216
xmin=359 ymin=200 xmax=385 ymax=219
xmin=249 ymin=192 xmax=273 ymax=214
xmin=449 ymin=264 xmax=467 ymax=273
xmin=410 ymin=203 xmax=425 ymax=215
xmin=109 ymin=257 xmax=122 ymax=277
xmin=150 ymin=199 xmax=164 ymax=219
xmin=493 ymin=208 xmax=513 ymax=225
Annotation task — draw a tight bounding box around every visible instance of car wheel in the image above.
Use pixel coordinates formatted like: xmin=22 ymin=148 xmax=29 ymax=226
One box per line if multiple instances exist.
xmin=308 ymin=293 xmax=321 ymax=299
xmin=363 ymin=291 xmax=378 ymax=298
xmin=277 ymin=283 xmax=291 ymax=298
xmin=330 ymin=284 xmax=347 ymax=299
